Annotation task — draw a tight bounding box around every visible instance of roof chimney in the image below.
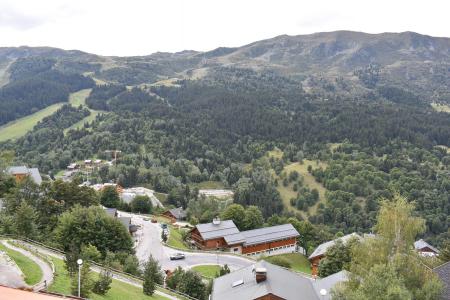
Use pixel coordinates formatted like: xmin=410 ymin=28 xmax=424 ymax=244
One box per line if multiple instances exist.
xmin=212 ymin=217 xmax=221 ymax=225
xmin=255 ymin=267 xmax=267 ymax=283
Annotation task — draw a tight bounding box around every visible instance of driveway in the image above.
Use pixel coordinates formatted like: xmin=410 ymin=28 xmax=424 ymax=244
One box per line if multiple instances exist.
xmin=120 ymin=212 xmax=254 ymax=271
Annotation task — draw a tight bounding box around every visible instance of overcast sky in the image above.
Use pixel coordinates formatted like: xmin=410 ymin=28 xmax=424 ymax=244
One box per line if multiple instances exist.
xmin=1 ymin=0 xmax=449 ymax=56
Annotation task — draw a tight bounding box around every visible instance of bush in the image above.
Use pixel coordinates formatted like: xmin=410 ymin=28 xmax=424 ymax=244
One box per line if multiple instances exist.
xmin=92 ymin=270 xmax=112 ymax=295
xmin=268 ymin=257 xmax=291 ymax=269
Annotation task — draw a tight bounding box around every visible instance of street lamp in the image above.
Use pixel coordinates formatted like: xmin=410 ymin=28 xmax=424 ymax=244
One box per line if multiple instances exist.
xmin=77 ymin=259 xmax=83 ymax=297
xmin=320 ymin=288 xmax=327 ymax=299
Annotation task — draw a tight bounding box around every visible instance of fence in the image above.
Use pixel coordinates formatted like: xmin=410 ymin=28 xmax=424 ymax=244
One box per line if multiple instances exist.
xmin=0 ymin=235 xmax=197 ymax=300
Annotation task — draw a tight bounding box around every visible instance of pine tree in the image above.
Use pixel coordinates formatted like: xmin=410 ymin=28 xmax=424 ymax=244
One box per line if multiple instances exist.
xmin=143 ymin=255 xmax=163 ymax=296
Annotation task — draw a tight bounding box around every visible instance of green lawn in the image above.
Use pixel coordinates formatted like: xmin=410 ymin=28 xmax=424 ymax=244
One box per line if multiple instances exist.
xmin=167 ymin=227 xmax=189 ymax=250
xmin=264 ymin=253 xmax=311 ymax=275
xmin=191 ymin=265 xmax=221 ymax=279
xmin=0 ymin=243 xmax=43 ymax=285
xmin=0 ymin=103 xmax=64 ymax=141
xmin=49 ymin=257 xmax=167 ymax=299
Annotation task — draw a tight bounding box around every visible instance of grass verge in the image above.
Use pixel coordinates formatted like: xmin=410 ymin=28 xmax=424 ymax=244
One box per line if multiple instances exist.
xmin=49 ymin=257 xmax=168 ymax=299
xmin=191 ymin=265 xmax=221 ymax=279
xmin=167 ymin=227 xmax=189 ymax=250
xmin=0 ymin=243 xmax=43 ymax=285
xmin=264 ymin=253 xmax=311 ymax=275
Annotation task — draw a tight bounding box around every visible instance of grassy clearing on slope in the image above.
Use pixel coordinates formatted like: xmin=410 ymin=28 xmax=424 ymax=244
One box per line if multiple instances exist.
xmin=431 ymin=103 xmax=450 ymax=113
xmin=49 ymin=257 xmax=167 ymax=300
xmin=65 ymin=110 xmax=101 ymax=132
xmin=267 ymin=149 xmax=328 ymax=216
xmin=65 ymin=88 xmax=106 ymax=133
xmin=0 ymin=243 xmax=43 ymax=285
xmin=69 ymin=89 xmax=92 ymax=106
xmin=168 ymin=226 xmax=189 ymax=250
xmin=191 ymin=265 xmax=221 ymax=279
xmin=154 ymin=192 xmax=168 ymax=204
xmin=264 ymin=253 xmax=311 ymax=275
xmin=282 ymin=160 xmax=327 ymax=215
xmin=0 ymin=103 xmax=64 ymax=142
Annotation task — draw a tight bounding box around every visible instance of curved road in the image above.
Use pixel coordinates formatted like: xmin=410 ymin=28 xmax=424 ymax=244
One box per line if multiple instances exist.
xmin=1 ymin=240 xmax=53 ymax=291
xmin=3 ymin=240 xmax=179 ymax=300
xmin=121 ymin=212 xmax=254 ymax=271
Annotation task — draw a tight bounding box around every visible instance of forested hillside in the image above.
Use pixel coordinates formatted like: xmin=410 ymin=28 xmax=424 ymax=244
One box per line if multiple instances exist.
xmin=0 ymin=31 xmax=449 ymax=246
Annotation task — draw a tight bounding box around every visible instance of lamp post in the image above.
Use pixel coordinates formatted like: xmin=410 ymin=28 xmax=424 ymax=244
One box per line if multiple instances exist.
xmin=77 ymin=259 xmax=83 ymax=297
xmin=320 ymin=288 xmax=327 ymax=299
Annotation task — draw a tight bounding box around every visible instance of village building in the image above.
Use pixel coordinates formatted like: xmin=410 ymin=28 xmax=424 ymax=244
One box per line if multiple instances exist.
xmin=433 ymin=261 xmax=450 ymax=300
xmin=414 ymin=239 xmax=439 ymax=257
xmin=190 ymin=218 xmax=299 ymax=256
xmin=308 ymin=233 xmax=361 ymax=276
xmin=7 ymin=166 xmax=42 ymax=185
xmin=211 ymin=260 xmax=347 ymax=300
xmin=163 ymin=207 xmax=187 ymax=222
xmin=67 ymin=163 xmax=79 ymax=170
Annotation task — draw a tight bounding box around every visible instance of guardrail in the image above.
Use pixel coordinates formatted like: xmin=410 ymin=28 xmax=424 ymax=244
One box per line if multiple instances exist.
xmin=0 ymin=235 xmax=197 ymax=300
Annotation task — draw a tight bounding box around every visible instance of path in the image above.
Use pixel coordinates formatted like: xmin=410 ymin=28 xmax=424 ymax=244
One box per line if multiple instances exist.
xmin=0 ymin=240 xmax=53 ymax=291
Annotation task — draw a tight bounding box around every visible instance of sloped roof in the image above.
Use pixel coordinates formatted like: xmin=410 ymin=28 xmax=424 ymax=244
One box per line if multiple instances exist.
xmin=104 ymin=208 xmax=117 ymax=218
xmin=224 ymin=232 xmax=246 ymax=245
xmin=168 ymin=207 xmax=187 ymax=219
xmin=434 ymin=261 xmax=450 ymax=300
xmin=241 ymin=224 xmax=300 ymax=246
xmin=195 ymin=220 xmax=240 ymax=240
xmin=312 ymin=270 xmax=349 ymax=300
xmin=212 ymin=261 xmax=320 ymax=300
xmin=7 ymin=166 xmax=28 ymax=174
xmin=118 ymin=217 xmax=131 ymax=230
xmin=414 ymin=239 xmax=439 ymax=253
xmin=309 ymin=233 xmax=361 ymax=260
xmin=28 ymin=168 xmax=42 ymax=185
xmin=7 ymin=166 xmax=42 ymax=185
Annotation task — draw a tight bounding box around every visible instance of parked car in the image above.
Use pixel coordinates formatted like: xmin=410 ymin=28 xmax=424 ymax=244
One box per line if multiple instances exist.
xmin=170 ymin=253 xmax=185 ymax=260
xmin=143 ymin=217 xmax=150 ymax=221
xmin=161 ymin=223 xmax=168 ymax=229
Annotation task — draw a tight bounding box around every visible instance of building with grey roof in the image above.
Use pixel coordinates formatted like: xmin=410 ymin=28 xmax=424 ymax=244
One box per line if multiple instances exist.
xmin=312 ymin=270 xmax=349 ymax=300
xmin=7 ymin=166 xmax=42 ymax=185
xmin=191 ymin=219 xmax=299 ymax=256
xmin=309 ymin=233 xmax=361 ymax=276
xmin=414 ymin=239 xmax=439 ymax=256
xmin=211 ymin=260 xmax=348 ymax=300
xmin=434 ymin=261 xmax=450 ymax=300
xmin=163 ymin=207 xmax=187 ymax=221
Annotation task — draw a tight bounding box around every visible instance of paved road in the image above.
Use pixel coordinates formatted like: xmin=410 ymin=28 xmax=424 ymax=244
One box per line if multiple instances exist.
xmin=5 ymin=240 xmax=179 ymax=300
xmin=0 ymin=250 xmax=26 ymax=288
xmin=1 ymin=240 xmax=53 ymax=291
xmin=121 ymin=211 xmax=254 ymax=271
